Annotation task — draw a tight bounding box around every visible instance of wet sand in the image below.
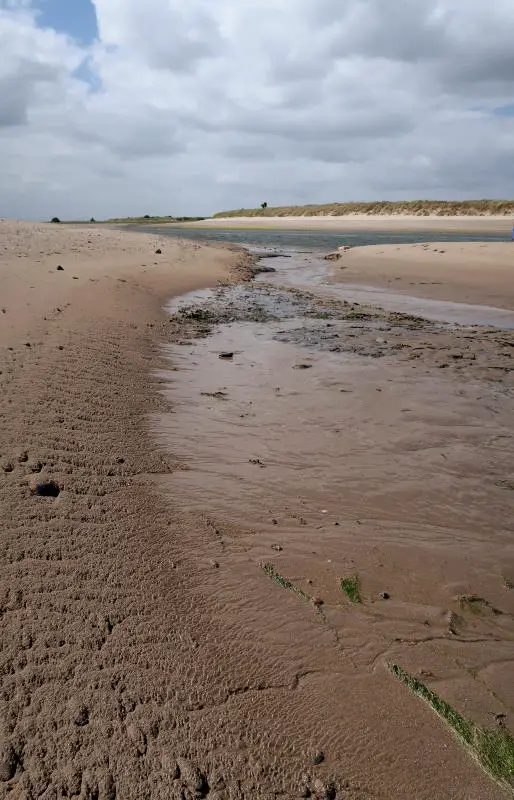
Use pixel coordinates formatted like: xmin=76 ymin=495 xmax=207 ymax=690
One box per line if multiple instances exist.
xmin=331 ymin=241 xmax=514 ymax=309
xmin=156 ymin=277 xmax=514 ymax=798
xmin=1 ymin=222 xmax=513 ymax=799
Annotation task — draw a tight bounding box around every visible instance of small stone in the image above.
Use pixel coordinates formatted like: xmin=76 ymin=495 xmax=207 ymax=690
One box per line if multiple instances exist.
xmin=312 ymin=597 xmax=324 ymax=607
xmin=0 ymin=742 xmax=17 ymax=781
xmin=176 ymin=758 xmax=209 ymax=796
xmin=312 ymin=750 xmax=325 ymax=765
xmin=155 ymin=249 xmax=162 ymax=254
xmin=28 ymin=459 xmax=43 ymax=473
xmin=271 ymin=544 xmax=283 ymax=552
xmin=34 ymin=481 xmax=60 ymax=497
xmin=272 ymin=518 xmax=278 ymax=525
xmin=218 ymin=352 xmax=234 ymax=359
xmin=2 ymin=461 xmax=14 ymax=473
xmin=379 ymin=592 xmax=390 ymax=600
xmin=18 ymin=450 xmax=29 ymax=463
xmin=293 ymin=364 xmax=312 ymax=370
xmin=210 ymin=560 xmax=220 ymax=568
xmin=74 ymin=706 xmax=89 ymax=727
xmin=56 ymin=265 xmax=64 ymax=271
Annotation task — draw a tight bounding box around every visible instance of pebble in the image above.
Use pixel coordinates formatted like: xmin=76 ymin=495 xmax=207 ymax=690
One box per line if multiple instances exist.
xmin=176 ymin=758 xmax=209 ymax=796
xmin=312 ymin=597 xmax=324 ymax=607
xmin=56 ymin=265 xmax=64 ymax=271
xmin=379 ymin=591 xmax=390 ymax=600
xmin=219 ymin=352 xmax=234 ymax=359
xmin=312 ymin=750 xmax=325 ymax=765
xmin=271 ymin=518 xmax=278 ymax=525
xmin=155 ymin=249 xmax=162 ymax=254
xmin=271 ymin=544 xmax=283 ymax=552
xmin=34 ymin=481 xmax=60 ymax=497
xmin=210 ymin=560 xmax=220 ymax=568
xmin=2 ymin=461 xmax=14 ymax=473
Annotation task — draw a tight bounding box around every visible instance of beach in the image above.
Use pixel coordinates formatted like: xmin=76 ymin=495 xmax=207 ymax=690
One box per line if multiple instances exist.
xmin=1 ymin=221 xmax=513 ymax=800
xmin=331 ymin=241 xmax=514 ymax=308
xmin=183 ymin=214 xmax=514 ymax=233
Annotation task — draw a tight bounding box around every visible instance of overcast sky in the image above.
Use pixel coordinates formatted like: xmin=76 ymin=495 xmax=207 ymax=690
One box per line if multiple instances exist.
xmin=1 ymin=0 xmax=514 ymax=220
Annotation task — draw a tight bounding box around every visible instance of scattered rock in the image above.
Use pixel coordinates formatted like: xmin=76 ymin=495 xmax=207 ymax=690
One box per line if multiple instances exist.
xmin=28 ymin=459 xmax=43 ymax=473
xmin=155 ymin=249 xmax=162 ymax=254
xmin=176 ymin=758 xmax=209 ymax=796
xmin=272 ymin=518 xmax=278 ymax=525
xmin=293 ymin=364 xmax=312 ymax=370
xmin=74 ymin=706 xmax=89 ymax=727
xmin=126 ymin=723 xmax=147 ymax=755
xmin=2 ymin=461 xmax=14 ymax=473
xmin=218 ymin=352 xmax=234 ymax=359
xmin=56 ymin=265 xmax=64 ymax=271
xmin=210 ymin=560 xmax=220 ymax=568
xmin=312 ymin=750 xmax=325 ymax=765
xmin=311 ymin=597 xmax=324 ymax=607
xmin=0 ymin=741 xmax=17 ymax=782
xmin=33 ymin=481 xmax=60 ymax=498
xmin=249 ymin=458 xmax=264 ymax=465
xmin=17 ymin=450 xmax=29 ymax=463
xmin=271 ymin=544 xmax=283 ymax=552
xmin=379 ymin=592 xmax=390 ymax=600
xmin=323 ymin=252 xmax=341 ymax=261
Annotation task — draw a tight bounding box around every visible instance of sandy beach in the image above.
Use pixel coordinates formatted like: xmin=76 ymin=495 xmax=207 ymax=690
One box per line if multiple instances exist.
xmin=1 ymin=221 xmax=513 ymax=799
xmin=330 ymin=241 xmax=514 ymax=308
xmin=183 ymin=215 xmax=514 ymax=233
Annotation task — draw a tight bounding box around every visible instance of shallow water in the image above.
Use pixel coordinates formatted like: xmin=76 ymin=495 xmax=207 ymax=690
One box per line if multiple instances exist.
xmin=256 ymin=253 xmax=514 ymax=328
xmin=153 ymin=247 xmax=514 ymax=789
xmin=143 ymin=225 xmax=509 ymax=252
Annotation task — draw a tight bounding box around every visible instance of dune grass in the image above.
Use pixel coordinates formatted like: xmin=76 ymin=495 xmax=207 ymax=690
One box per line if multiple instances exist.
xmin=213 ymin=200 xmax=514 ymax=218
xmin=390 ymin=664 xmax=514 ymax=790
xmin=340 ymin=576 xmax=362 ymax=604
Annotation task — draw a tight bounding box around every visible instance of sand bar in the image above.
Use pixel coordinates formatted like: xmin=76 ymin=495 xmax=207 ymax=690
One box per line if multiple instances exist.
xmin=181 ymin=214 xmax=514 ymax=233
xmin=329 ymin=241 xmax=514 ymax=308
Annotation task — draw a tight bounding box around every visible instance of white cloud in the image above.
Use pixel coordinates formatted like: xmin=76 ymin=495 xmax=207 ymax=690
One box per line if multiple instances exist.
xmin=0 ymin=0 xmax=513 ymax=220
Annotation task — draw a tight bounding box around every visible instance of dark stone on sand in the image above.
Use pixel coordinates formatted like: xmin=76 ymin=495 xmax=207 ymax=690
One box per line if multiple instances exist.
xmin=34 ymin=481 xmax=60 ymax=497
xmin=293 ymin=364 xmax=312 ymax=370
xmin=2 ymin=461 xmax=14 ymax=473
xmin=252 ymin=265 xmax=277 ymax=274
xmin=155 ymin=249 xmax=162 ymax=254
xmin=56 ymin=265 xmax=64 ymax=271
xmin=219 ymin=352 xmax=234 ymax=359
xmin=271 ymin=544 xmax=283 ymax=552
xmin=379 ymin=592 xmax=390 ymax=600
xmin=74 ymin=706 xmax=89 ymax=727
xmin=312 ymin=750 xmax=325 ymax=765
xmin=0 ymin=743 xmax=17 ymax=781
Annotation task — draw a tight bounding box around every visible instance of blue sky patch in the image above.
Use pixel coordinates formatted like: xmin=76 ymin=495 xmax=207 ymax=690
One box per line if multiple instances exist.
xmin=35 ymin=0 xmax=98 ymax=45
xmin=493 ymin=104 xmax=514 ymax=117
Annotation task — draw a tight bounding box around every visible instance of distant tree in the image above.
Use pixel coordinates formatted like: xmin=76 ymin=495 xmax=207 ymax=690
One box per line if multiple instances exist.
xmin=261 ymin=202 xmax=268 ymax=210
xmin=143 ymin=214 xmax=151 ymax=219
xmin=90 ymin=217 xmax=96 ymax=223
xmin=50 ymin=216 xmax=61 ymax=223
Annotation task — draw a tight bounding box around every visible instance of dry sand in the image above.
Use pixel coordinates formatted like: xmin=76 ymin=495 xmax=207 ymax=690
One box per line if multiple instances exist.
xmin=331 ymin=241 xmax=514 ymax=308
xmin=1 ymin=221 xmax=513 ymax=800
xmin=183 ymin=215 xmax=514 ymax=233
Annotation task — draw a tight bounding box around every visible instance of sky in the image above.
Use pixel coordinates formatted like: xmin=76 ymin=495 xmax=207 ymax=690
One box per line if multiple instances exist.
xmin=1 ymin=0 xmax=514 ymax=220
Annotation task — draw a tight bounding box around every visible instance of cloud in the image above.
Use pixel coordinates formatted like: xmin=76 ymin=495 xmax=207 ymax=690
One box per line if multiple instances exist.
xmin=0 ymin=0 xmax=513 ymax=220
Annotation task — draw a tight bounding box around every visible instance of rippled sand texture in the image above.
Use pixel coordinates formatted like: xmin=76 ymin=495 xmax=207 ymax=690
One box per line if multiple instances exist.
xmin=156 ymin=280 xmax=514 ymax=799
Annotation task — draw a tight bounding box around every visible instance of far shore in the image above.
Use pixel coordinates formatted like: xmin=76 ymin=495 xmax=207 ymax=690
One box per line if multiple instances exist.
xmin=174 ymin=214 xmax=513 ymax=233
